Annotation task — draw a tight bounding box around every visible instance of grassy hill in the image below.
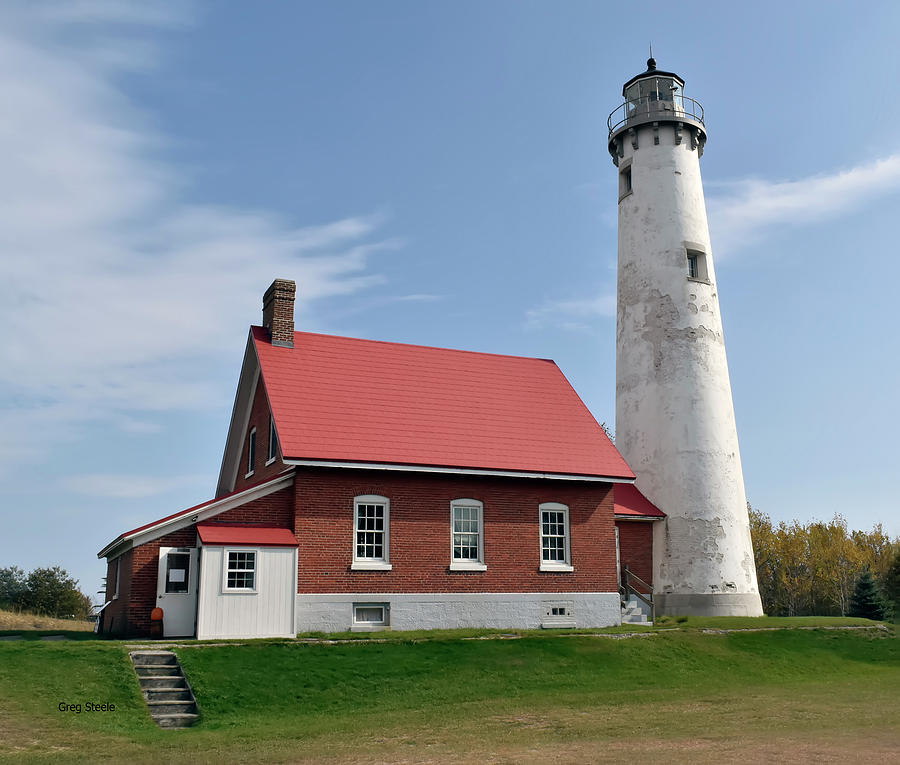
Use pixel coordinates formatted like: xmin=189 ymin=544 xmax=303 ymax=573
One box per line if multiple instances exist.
xmin=0 ymin=608 xmax=94 ymax=633
xmin=0 ymin=621 xmax=897 ymax=764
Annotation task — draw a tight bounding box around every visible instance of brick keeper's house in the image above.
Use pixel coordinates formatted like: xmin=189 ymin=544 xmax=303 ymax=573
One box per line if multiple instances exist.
xmin=97 ymin=280 xmax=663 ymax=639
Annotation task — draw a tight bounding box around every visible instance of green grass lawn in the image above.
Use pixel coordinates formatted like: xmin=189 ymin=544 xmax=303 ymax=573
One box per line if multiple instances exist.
xmin=0 ymin=620 xmax=897 ymax=764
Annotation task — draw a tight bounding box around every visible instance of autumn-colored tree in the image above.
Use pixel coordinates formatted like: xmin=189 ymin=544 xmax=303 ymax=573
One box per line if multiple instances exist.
xmin=748 ymin=509 xmax=898 ymax=617
xmin=748 ymin=506 xmax=778 ymax=614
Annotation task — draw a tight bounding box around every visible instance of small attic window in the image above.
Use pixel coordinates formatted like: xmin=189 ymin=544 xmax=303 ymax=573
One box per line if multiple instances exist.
xmin=266 ymin=416 xmax=277 ymax=465
xmin=246 ymin=427 xmax=257 ymax=478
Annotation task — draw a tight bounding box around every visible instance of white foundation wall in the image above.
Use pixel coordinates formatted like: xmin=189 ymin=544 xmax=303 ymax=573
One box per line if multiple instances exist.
xmin=295 ymin=592 xmax=621 ymax=633
xmin=196 ymin=546 xmax=297 ymax=639
xmin=615 ymin=123 xmax=762 ymax=614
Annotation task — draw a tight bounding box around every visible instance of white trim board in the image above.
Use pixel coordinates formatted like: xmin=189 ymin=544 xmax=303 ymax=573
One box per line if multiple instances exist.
xmin=285 ymin=458 xmax=635 ymax=483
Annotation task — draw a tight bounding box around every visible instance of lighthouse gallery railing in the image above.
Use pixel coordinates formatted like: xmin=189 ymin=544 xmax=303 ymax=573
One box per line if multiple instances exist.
xmin=608 ymin=95 xmax=704 ymax=137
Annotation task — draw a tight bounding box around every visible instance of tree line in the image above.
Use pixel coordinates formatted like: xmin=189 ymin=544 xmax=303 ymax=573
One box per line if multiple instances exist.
xmin=0 ymin=566 xmax=93 ymax=620
xmin=749 ymin=506 xmax=900 ymax=618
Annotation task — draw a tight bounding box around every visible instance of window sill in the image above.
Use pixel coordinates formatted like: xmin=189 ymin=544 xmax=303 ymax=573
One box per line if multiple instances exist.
xmin=244 ymin=471 xmax=255 ymax=479
xmin=539 ymin=563 xmax=574 ymax=573
xmin=265 ymin=456 xmax=277 ymax=466
xmin=449 ymin=561 xmax=488 ymax=572
xmin=223 ymin=589 xmax=258 ymax=595
xmin=618 ymin=189 xmax=633 ymax=203
xmin=687 ymin=276 xmax=711 ymax=285
xmin=350 ymin=561 xmax=393 ymax=571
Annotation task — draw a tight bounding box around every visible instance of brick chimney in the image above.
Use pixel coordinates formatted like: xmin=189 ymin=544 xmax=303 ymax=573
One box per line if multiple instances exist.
xmin=262 ymin=279 xmax=296 ymax=348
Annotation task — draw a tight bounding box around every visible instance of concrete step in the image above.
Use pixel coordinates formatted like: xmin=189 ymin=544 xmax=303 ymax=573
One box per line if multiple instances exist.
xmin=130 ymin=650 xmax=200 ymax=729
xmin=139 ymin=676 xmax=188 ymax=690
xmin=135 ymin=665 xmax=181 ymax=677
xmin=130 ymin=651 xmax=178 ymax=666
xmin=147 ymin=699 xmax=197 ymax=716
xmin=153 ymin=712 xmax=200 ymax=729
xmin=145 ymin=688 xmax=193 ymax=702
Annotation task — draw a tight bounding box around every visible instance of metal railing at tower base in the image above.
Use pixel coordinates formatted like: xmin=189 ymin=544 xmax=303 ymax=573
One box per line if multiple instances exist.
xmin=620 ymin=565 xmax=655 ymax=622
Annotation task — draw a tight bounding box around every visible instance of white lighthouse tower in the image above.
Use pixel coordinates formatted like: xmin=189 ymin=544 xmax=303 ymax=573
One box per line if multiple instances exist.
xmin=609 ymin=58 xmax=763 ymax=616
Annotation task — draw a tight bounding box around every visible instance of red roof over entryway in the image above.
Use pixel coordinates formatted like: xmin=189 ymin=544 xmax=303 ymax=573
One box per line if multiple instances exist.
xmin=197 ymin=525 xmax=299 ymax=547
xmin=613 ymin=484 xmax=666 ymax=518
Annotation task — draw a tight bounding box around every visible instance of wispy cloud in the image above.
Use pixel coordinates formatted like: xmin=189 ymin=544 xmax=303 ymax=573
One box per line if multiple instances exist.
xmin=63 ymin=472 xmax=206 ymax=499
xmin=525 ymin=294 xmax=616 ymax=332
xmin=707 ymin=153 xmax=900 ymax=255
xmin=0 ymin=2 xmax=395 ymax=472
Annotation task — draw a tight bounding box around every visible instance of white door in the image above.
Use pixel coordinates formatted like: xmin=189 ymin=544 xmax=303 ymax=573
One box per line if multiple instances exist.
xmin=156 ymin=547 xmax=199 ymax=637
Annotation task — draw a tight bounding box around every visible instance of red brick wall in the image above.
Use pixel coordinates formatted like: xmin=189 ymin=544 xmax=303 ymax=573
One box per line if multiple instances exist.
xmin=233 ymin=377 xmax=283 ymax=492
xmin=295 ymin=467 xmax=617 ymax=594
xmin=100 ymin=552 xmax=132 ymax=636
xmin=616 ymin=520 xmax=654 ymax=590
xmin=205 ymin=486 xmax=294 ymax=528
xmin=126 ymin=527 xmax=197 ymax=637
xmin=103 ymin=487 xmax=294 ymax=637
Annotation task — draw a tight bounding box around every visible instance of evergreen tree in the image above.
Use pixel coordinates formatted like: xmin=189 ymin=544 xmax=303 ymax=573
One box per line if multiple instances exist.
xmin=848 ymin=569 xmax=886 ymax=620
xmin=882 ymin=550 xmax=900 ymax=620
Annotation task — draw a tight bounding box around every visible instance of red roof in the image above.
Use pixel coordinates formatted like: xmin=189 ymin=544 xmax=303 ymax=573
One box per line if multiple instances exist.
xmin=252 ymin=327 xmax=633 ymax=480
xmin=197 ymin=525 xmax=299 ymax=547
xmin=614 ymin=483 xmax=666 ymax=518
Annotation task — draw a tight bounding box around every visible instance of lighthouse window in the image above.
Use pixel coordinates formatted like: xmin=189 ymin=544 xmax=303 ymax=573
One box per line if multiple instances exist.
xmin=686 ymin=249 xmax=709 ymax=283
xmin=620 ymin=166 xmax=632 ymax=197
xmin=619 ymin=161 xmax=633 ymax=201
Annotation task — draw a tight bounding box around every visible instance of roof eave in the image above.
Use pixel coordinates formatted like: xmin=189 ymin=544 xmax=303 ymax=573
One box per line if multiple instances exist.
xmin=96 ymin=470 xmax=295 ymax=559
xmin=283 ymin=457 xmax=635 ymax=483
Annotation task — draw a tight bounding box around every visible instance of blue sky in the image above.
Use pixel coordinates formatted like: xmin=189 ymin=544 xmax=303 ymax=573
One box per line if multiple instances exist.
xmin=1 ymin=1 xmax=898 ymax=601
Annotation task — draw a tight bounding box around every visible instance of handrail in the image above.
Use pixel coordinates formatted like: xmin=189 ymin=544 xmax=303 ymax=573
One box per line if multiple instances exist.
xmin=607 ymin=95 xmax=705 ymax=136
xmin=621 ymin=565 xmax=655 ymax=622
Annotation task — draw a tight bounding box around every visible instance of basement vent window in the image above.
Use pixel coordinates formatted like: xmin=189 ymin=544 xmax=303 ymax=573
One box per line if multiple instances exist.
xmin=541 ymin=600 xmax=576 ymax=628
xmin=352 ymin=602 xmax=390 ymax=631
xmin=686 ymin=249 xmax=709 ymax=282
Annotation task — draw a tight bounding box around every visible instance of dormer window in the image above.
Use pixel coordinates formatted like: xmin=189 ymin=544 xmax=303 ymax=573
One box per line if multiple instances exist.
xmin=266 ymin=416 xmax=278 ymax=465
xmin=246 ymin=427 xmax=256 ymax=478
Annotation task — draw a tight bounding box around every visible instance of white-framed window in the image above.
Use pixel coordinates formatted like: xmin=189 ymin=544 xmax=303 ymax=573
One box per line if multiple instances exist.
xmin=223 ymin=549 xmax=257 ymax=592
xmin=351 ymin=495 xmax=392 ymax=570
xmin=113 ymin=558 xmax=120 ymax=600
xmin=450 ymin=499 xmax=486 ymax=571
xmin=351 ymin=602 xmax=390 ymax=631
xmin=245 ymin=427 xmax=257 ymax=478
xmin=539 ymin=502 xmax=573 ymax=572
xmin=266 ymin=416 xmax=278 ymax=465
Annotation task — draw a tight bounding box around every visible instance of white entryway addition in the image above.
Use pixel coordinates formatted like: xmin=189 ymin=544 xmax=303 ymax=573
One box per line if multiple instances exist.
xmin=195 ymin=525 xmax=298 ymax=640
